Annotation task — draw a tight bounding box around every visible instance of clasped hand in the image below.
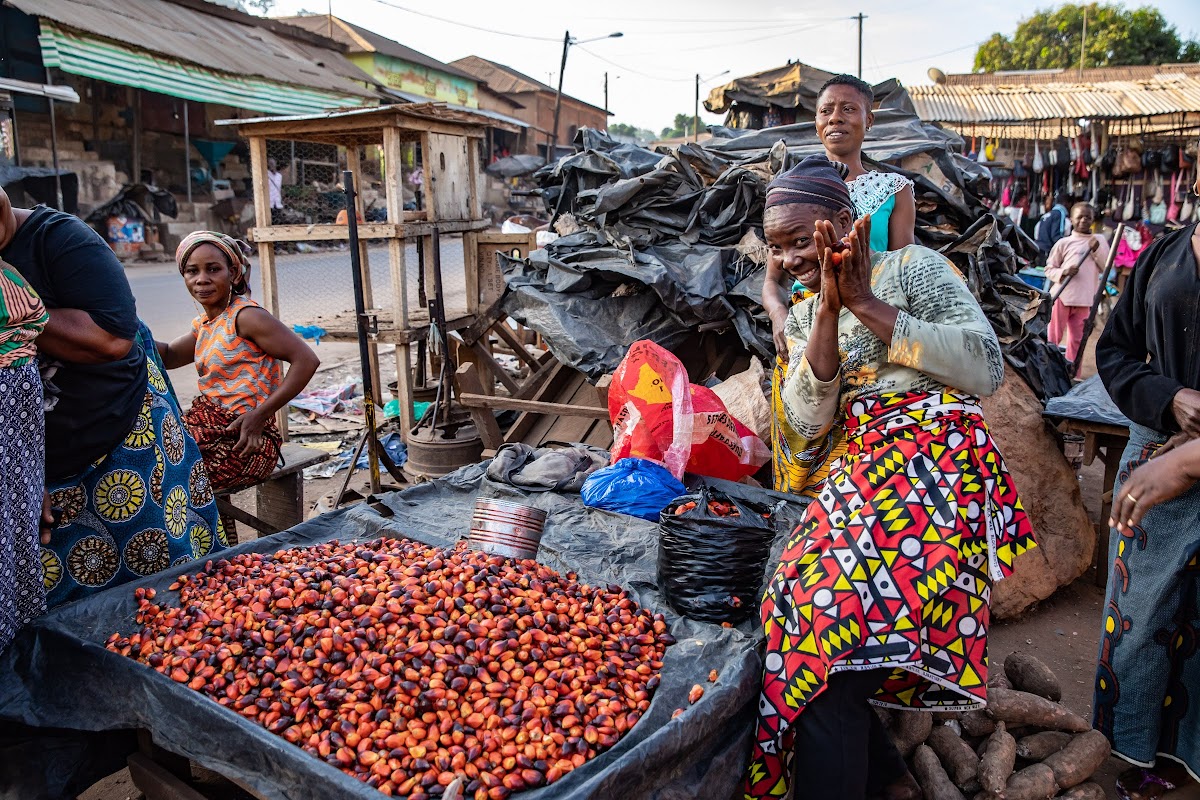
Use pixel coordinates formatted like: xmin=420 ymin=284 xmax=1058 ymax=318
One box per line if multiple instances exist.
xmin=813 ymin=215 xmax=875 ymax=317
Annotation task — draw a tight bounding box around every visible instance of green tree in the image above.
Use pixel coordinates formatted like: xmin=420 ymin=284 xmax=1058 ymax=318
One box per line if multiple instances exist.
xmin=973 ymin=3 xmax=1199 ymax=72
xmin=659 ymin=113 xmax=694 ymax=139
xmin=609 ymin=122 xmax=655 ymax=141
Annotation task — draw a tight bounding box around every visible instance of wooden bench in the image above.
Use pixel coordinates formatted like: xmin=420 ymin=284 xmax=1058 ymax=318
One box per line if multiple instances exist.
xmin=215 ymin=442 xmax=330 ymax=537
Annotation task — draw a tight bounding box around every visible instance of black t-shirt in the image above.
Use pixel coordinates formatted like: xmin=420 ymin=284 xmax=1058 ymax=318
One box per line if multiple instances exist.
xmin=0 ymin=206 xmax=146 ymax=481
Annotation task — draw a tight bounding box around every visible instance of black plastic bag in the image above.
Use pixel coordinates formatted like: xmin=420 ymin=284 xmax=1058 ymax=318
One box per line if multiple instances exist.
xmin=657 ymin=488 xmax=776 ymax=624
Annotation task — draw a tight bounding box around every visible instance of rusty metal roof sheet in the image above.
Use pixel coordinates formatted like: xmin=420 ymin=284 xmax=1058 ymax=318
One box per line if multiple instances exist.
xmin=911 ymin=73 xmax=1200 ymax=124
xmin=8 ymin=0 xmax=379 ymax=99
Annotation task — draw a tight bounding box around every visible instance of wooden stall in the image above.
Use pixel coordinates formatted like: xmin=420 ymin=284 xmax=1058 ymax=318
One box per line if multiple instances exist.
xmin=221 ymin=104 xmax=524 ymax=436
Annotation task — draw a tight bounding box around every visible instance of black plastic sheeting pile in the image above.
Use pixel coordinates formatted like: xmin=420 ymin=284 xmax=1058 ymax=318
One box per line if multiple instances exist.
xmin=0 ymin=465 xmax=808 ymax=800
xmin=503 ymin=112 xmax=1070 ymax=400
xmin=1043 ymin=374 xmax=1131 ymax=428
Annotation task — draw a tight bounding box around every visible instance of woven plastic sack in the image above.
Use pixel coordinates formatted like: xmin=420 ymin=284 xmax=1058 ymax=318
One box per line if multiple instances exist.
xmin=608 ymin=340 xmax=769 ymax=482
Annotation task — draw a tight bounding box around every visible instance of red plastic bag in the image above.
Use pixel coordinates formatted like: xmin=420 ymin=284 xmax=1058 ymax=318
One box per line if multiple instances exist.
xmin=608 ymin=340 xmax=769 ymax=482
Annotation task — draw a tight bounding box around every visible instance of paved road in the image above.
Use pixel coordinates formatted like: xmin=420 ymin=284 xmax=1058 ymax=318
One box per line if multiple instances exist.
xmin=126 ymin=237 xmax=467 ymax=405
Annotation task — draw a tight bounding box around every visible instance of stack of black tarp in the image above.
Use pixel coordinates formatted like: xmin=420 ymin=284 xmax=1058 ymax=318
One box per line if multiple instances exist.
xmin=502 ymin=100 xmax=1071 ymax=400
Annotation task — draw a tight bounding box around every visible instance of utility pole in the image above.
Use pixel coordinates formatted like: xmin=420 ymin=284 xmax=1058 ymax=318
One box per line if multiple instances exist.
xmin=604 ymin=72 xmax=608 ymax=115
xmin=693 ymin=73 xmax=700 ymax=142
xmin=855 ymin=13 xmax=866 ymax=78
xmin=1079 ymin=7 xmax=1088 ymax=79
xmin=548 ymin=31 xmax=570 ymax=158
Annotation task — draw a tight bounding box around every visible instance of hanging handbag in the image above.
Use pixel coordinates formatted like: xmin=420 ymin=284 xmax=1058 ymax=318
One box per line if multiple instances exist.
xmin=1168 ymin=172 xmax=1181 ymax=222
xmin=1161 ymin=144 xmax=1179 ymax=175
xmin=1032 ymin=140 xmax=1044 ymax=173
xmin=1116 ymin=146 xmax=1141 ymax=177
xmin=1142 ymin=147 xmax=1161 ymax=171
xmin=1122 ymin=182 xmax=1136 ymax=221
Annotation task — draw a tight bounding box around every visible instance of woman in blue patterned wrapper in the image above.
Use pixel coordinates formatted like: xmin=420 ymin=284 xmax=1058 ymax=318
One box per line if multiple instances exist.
xmin=1093 ymin=205 xmax=1200 ymax=800
xmin=0 ymin=187 xmax=224 ymax=609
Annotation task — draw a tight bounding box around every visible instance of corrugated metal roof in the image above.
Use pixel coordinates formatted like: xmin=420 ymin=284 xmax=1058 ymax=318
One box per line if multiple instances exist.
xmin=910 ymin=73 xmax=1200 ymax=124
xmin=450 ymin=55 xmax=549 ymax=96
xmin=7 ymin=0 xmax=378 ymax=99
xmin=941 ymin=63 xmax=1200 ymax=87
xmin=220 ymin=101 xmax=501 ymax=132
xmin=276 ymin=15 xmax=478 ymax=83
xmin=386 ymin=89 xmax=525 ymax=131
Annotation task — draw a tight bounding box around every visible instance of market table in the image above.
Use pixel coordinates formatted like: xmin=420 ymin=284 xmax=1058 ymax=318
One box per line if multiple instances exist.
xmin=1044 ymin=375 xmax=1132 ymax=585
xmin=0 ymin=464 xmax=807 ymax=800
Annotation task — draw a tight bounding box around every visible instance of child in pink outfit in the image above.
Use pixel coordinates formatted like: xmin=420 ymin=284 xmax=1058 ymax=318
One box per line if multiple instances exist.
xmin=1046 ymin=203 xmax=1109 ymax=364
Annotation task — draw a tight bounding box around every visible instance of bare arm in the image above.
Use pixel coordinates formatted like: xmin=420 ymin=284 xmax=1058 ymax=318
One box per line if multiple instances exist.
xmin=156 ymin=332 xmax=197 ymax=370
xmin=37 ymin=308 xmax=134 ymax=364
xmin=887 ymin=184 xmax=916 ymax=250
xmin=762 ymin=260 xmax=791 ymax=363
xmin=229 ymin=307 xmax=320 ymax=454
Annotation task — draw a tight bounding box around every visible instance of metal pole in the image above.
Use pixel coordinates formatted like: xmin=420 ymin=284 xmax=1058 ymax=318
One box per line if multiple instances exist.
xmin=548 ymin=31 xmax=570 ymax=157
xmin=1073 ymin=222 xmax=1123 ymax=378
xmin=855 ymin=13 xmax=865 ymax=79
xmin=44 ymin=68 xmax=63 ymax=211
xmin=604 ymin=72 xmax=608 ymax=116
xmin=343 ymin=169 xmax=381 ymax=494
xmin=694 ymin=73 xmax=700 ymax=142
xmin=183 ymin=101 xmax=192 ymax=205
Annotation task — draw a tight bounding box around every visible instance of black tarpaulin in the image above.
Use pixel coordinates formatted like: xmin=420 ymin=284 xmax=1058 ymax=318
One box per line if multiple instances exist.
xmin=0 ymin=465 xmax=809 ymax=800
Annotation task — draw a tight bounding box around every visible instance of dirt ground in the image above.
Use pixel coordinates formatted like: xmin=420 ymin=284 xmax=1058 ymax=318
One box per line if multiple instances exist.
xmin=80 ymin=335 xmax=1200 ymax=800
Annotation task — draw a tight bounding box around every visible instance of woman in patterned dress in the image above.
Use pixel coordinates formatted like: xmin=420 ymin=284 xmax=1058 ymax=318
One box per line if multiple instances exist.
xmin=157 ymin=231 xmax=318 ymax=541
xmin=0 ymin=263 xmax=47 ymax=653
xmin=0 ymin=187 xmax=223 ymax=608
xmin=763 ymin=74 xmax=916 ymax=497
xmin=744 ymin=156 xmax=1035 ymax=800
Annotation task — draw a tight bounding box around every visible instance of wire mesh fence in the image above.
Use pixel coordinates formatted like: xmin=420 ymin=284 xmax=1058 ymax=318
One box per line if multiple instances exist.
xmin=250 ymin=136 xmax=471 ymax=328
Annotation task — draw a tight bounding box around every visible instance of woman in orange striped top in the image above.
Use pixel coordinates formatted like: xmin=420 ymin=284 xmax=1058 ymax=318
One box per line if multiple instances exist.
xmin=157 ymin=232 xmax=318 ymax=515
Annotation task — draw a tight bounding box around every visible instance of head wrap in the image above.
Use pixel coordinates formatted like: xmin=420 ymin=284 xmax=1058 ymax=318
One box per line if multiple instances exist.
xmin=765 ymin=155 xmax=855 ymax=216
xmin=176 ymin=231 xmax=253 ymax=295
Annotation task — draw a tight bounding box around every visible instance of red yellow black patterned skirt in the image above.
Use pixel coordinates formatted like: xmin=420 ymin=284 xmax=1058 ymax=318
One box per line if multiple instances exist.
xmin=182 ymin=394 xmax=282 ymax=494
xmin=744 ymin=390 xmax=1036 ymax=799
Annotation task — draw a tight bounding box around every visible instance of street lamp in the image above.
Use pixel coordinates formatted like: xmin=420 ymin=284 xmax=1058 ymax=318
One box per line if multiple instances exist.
xmin=694 ymin=70 xmax=730 ymax=142
xmin=549 ymin=31 xmax=623 ymax=157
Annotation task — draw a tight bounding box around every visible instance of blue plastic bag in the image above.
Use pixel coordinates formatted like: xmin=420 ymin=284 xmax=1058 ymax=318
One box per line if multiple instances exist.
xmin=580 ymin=458 xmax=686 ymax=521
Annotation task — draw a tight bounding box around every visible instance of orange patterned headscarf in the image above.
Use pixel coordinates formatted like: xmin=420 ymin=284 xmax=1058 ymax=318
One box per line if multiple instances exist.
xmin=175 ymin=231 xmax=253 ymax=295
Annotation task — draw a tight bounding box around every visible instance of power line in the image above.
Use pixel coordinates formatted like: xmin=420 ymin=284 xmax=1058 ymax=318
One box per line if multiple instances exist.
xmin=873 ymin=42 xmax=982 ymax=69
xmin=573 ymin=46 xmax=693 ymax=82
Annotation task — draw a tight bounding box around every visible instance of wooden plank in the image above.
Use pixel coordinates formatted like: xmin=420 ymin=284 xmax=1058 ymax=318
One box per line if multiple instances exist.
xmin=346 ymin=145 xmax=383 ymax=403
xmin=127 ymin=753 xmax=207 ymax=800
xmin=515 ymin=351 xmax=559 ymax=400
xmin=256 ymin=472 xmax=305 ymax=533
xmin=248 ymin=135 xmax=285 ymax=439
xmin=469 ymin=340 xmax=520 ymax=395
xmin=420 ymin=131 xmax=437 ymax=220
xmin=522 ymin=371 xmax=586 ymax=447
xmin=247 ymin=219 xmax=488 ymax=242
xmin=492 ymin=324 xmax=539 ymax=370
xmin=383 ymin=126 xmax=415 ymax=433
xmin=249 ymin=222 xmax=402 ymax=242
xmin=463 ymin=230 xmax=480 ymax=316
xmin=459 ymin=294 xmax=506 ymax=346
xmin=458 ymin=393 xmax=610 ymax=418
xmin=215 ymin=497 xmax=275 ymax=537
xmin=506 ymin=362 xmax=568 ymax=443
xmin=273 ymin=442 xmax=330 ymax=477
xmin=455 ymin=364 xmax=503 ymax=450
xmin=467 ymin=136 xmax=482 ymax=219
xmin=427 ymin=132 xmax=472 ymax=220
xmin=233 ymin=113 xmax=485 ymax=140
xmin=540 ymin=377 xmax=602 ymax=445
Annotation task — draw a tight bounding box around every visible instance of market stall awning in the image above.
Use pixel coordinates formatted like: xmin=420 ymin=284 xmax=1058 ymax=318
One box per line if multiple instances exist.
xmin=910 ymin=72 xmax=1200 ymax=129
xmin=36 ymin=21 xmax=374 ymax=116
xmin=0 ymin=76 xmax=79 ymax=103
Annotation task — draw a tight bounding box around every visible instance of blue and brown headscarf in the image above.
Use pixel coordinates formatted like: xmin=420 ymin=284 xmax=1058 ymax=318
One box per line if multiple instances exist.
xmin=765 ymin=155 xmax=856 ymax=216
xmin=175 ymin=231 xmax=253 ymax=296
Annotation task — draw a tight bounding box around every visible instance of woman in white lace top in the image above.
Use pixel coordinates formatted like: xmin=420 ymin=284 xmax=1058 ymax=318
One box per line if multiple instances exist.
xmin=817 ymin=74 xmax=915 ymax=253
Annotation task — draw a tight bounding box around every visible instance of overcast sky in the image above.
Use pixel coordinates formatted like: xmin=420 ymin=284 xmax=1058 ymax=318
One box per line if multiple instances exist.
xmin=268 ymin=0 xmax=1200 ymax=132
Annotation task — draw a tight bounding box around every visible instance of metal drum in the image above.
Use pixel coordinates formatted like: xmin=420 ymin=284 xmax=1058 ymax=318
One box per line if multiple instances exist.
xmin=469 ymin=499 xmax=547 ymax=560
